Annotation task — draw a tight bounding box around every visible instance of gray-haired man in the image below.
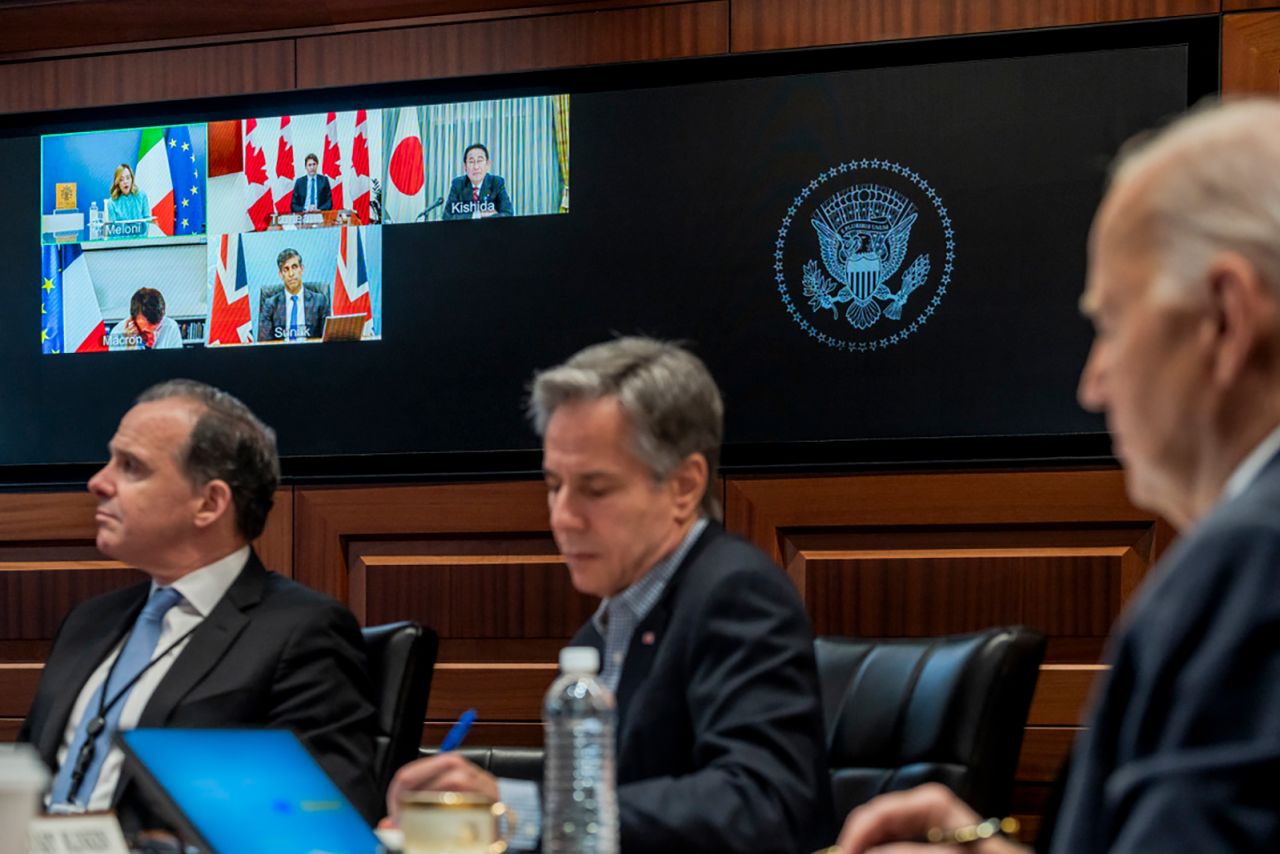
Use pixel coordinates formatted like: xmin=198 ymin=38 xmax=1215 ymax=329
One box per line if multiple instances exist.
xmin=389 ymin=338 xmax=832 ymax=853
xmin=837 ymin=98 xmax=1280 ymax=854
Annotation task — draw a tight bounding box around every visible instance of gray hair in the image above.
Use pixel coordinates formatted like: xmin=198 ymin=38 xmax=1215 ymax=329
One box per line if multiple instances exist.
xmin=1110 ymin=98 xmax=1280 ymax=304
xmin=528 ymin=337 xmax=724 ymax=520
xmin=136 ymin=379 xmax=280 ymax=540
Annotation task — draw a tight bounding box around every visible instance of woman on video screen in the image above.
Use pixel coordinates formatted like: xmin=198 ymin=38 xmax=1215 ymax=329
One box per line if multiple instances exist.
xmin=107 ymin=163 xmax=150 ymax=225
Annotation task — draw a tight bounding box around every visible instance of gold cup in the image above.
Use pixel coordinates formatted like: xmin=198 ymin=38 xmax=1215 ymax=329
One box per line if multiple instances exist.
xmin=398 ymin=791 xmax=515 ymax=854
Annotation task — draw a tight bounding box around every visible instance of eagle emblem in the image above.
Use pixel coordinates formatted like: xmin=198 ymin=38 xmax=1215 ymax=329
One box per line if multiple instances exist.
xmin=803 ymin=184 xmax=931 ymax=330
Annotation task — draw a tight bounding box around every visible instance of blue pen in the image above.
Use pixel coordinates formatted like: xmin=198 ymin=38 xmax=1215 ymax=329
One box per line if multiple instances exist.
xmin=439 ymin=708 xmax=478 ymax=752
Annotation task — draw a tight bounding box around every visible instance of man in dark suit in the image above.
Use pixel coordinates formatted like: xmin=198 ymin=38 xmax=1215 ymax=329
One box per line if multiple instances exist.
xmin=290 ymin=153 xmax=333 ymax=212
xmin=388 ymin=338 xmax=832 ymax=853
xmin=836 ymin=100 xmax=1280 ymax=853
xmin=257 ymin=248 xmax=330 ymax=341
xmin=442 ymin=143 xmax=514 ymax=220
xmin=19 ymin=380 xmax=381 ymax=829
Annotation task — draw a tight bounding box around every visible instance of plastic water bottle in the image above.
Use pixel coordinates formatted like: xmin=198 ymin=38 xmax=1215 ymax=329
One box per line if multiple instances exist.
xmin=88 ymin=201 xmax=101 ymax=240
xmin=542 ymin=646 xmax=619 ymax=854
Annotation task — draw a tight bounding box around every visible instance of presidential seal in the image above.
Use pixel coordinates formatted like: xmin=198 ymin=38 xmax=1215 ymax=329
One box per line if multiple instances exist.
xmin=774 ymin=159 xmax=954 ymax=351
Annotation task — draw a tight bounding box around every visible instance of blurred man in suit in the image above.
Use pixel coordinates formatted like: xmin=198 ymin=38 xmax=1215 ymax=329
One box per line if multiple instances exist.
xmin=20 ymin=380 xmax=381 ymax=829
xmin=443 ymin=143 xmax=513 ymax=220
xmin=387 ymin=337 xmax=832 ymax=853
xmin=257 ymin=248 xmax=330 ymax=341
xmin=836 ymin=99 xmax=1280 ymax=853
xmin=290 ymin=153 xmax=333 ymax=212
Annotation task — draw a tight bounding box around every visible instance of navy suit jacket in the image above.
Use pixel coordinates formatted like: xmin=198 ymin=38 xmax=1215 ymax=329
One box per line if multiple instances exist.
xmin=442 ymin=174 xmax=514 ymax=220
xmin=1051 ymin=453 xmax=1280 ymax=852
xmin=19 ymin=552 xmax=382 ymax=828
xmin=569 ymin=522 xmax=833 ymax=854
xmin=290 ymin=174 xmax=333 ymax=212
xmin=257 ymin=283 xmax=331 ymax=341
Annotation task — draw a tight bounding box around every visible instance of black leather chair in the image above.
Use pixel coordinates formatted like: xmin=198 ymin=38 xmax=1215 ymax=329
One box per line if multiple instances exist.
xmin=816 ymin=626 xmax=1046 ymax=820
xmin=362 ymin=621 xmax=439 ymax=793
xmin=443 ymin=746 xmax=545 ymax=783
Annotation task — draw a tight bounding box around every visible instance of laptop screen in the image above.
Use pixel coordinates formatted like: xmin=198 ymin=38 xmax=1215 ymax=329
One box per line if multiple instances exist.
xmin=119 ymin=729 xmax=381 ymax=854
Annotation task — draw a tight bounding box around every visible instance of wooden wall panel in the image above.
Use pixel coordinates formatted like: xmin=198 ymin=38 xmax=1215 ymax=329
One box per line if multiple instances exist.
xmin=725 ymin=468 xmax=1165 ymax=842
xmin=0 ymin=1 xmax=682 ymax=58
xmin=1224 ymin=11 xmax=1280 ymax=92
xmin=1227 ymin=1 xmax=1280 ymax=10
xmin=730 ymin=0 xmax=1220 ymax=53
xmin=294 ymin=481 xmax=565 ymax=743
xmin=296 ymin=2 xmax=729 ymax=88
xmin=0 ymin=40 xmax=295 ymax=115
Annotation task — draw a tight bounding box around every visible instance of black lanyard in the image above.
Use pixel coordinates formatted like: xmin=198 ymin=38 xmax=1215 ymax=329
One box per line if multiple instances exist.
xmin=64 ymin=619 xmax=201 ymax=804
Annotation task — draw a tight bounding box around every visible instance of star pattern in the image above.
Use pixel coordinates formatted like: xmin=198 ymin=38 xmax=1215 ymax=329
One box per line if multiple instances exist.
xmin=774 ymin=157 xmax=956 ymax=352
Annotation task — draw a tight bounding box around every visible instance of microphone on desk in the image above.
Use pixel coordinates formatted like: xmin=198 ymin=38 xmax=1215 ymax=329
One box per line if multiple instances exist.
xmin=418 ymin=197 xmax=446 ymax=222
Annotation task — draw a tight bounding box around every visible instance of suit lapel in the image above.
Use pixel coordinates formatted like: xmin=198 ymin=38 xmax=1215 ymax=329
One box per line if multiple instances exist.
xmin=36 ymin=585 xmax=147 ymax=764
xmin=613 ymin=523 xmax=716 ymax=736
xmin=613 ymin=600 xmax=672 ymax=738
xmin=136 ymin=554 xmax=267 ymax=728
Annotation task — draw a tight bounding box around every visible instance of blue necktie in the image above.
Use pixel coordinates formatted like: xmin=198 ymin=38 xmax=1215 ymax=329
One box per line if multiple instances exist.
xmin=49 ymin=586 xmax=183 ymax=808
xmin=289 ymin=294 xmax=299 ymax=339
xmin=307 ymin=176 xmax=316 ymax=209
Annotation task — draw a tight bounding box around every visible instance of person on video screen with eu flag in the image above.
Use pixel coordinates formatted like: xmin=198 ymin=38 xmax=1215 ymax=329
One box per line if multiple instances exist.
xmin=257 ymin=248 xmax=331 ymax=342
xmin=443 ymin=143 xmax=514 ymax=220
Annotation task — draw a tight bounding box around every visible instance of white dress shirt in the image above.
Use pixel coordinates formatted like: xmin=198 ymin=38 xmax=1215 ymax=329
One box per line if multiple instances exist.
xmin=52 ymin=546 xmax=250 ymax=811
xmin=1221 ymin=422 xmax=1280 ymax=504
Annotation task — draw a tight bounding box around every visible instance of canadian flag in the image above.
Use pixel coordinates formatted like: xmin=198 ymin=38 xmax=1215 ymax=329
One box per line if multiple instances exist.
xmin=350 ymin=109 xmax=372 ymax=224
xmin=208 ymin=233 xmax=253 ymax=345
xmin=385 ymin=107 xmax=424 ymax=224
xmin=333 ymin=227 xmax=372 ymax=336
xmin=273 ymin=115 xmax=295 ymax=216
xmin=244 ymin=118 xmax=274 ymax=231
xmin=323 ymin=111 xmax=345 ymax=211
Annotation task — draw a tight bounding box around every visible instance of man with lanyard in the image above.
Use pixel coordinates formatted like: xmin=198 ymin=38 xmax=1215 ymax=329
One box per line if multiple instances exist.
xmin=20 ymin=380 xmax=380 ymax=830
xmin=836 ymin=99 xmax=1280 ymax=852
xmin=386 ymin=337 xmax=833 ymax=853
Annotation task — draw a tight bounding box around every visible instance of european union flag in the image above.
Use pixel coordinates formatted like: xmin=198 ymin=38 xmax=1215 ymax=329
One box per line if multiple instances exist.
xmin=167 ymin=125 xmax=205 ymax=236
xmin=41 ymin=243 xmax=63 ymax=354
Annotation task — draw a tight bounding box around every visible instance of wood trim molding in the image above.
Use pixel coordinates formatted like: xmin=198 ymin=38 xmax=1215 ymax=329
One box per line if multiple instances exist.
xmin=0 ymin=39 xmax=295 ymax=114
xmin=1224 ymin=11 xmax=1280 ymax=93
xmin=293 ymin=481 xmax=550 ymax=603
xmin=724 ymin=468 xmax=1154 ymax=566
xmin=296 ymin=1 xmax=729 ymax=88
xmin=729 ymin=0 xmax=1221 ymax=53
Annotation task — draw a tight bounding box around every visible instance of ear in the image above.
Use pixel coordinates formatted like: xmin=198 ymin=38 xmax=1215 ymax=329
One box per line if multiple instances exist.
xmin=1206 ymin=252 xmax=1273 ymax=388
xmin=192 ymin=478 xmax=235 ymax=532
xmin=667 ymin=453 xmax=709 ymax=518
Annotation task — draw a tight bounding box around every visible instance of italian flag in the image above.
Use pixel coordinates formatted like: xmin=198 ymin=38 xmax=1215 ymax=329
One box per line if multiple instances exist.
xmin=136 ymin=127 xmax=175 ymax=236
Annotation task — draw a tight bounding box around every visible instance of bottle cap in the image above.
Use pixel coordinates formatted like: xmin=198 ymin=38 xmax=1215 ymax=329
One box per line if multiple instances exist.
xmin=559 ymin=646 xmax=600 ymax=674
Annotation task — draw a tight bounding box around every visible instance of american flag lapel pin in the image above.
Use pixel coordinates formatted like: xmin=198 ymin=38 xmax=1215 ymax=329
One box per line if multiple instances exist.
xmin=641 ymin=631 xmax=656 ymax=646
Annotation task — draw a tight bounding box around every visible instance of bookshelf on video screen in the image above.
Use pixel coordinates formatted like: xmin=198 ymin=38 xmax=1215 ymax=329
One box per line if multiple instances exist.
xmin=38 ymin=95 xmax=569 ymax=354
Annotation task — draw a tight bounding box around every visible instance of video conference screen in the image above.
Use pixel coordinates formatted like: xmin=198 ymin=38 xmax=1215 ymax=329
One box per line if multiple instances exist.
xmin=37 ymin=97 xmax=566 ymax=355
xmin=0 ymin=19 xmax=1216 ymax=477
